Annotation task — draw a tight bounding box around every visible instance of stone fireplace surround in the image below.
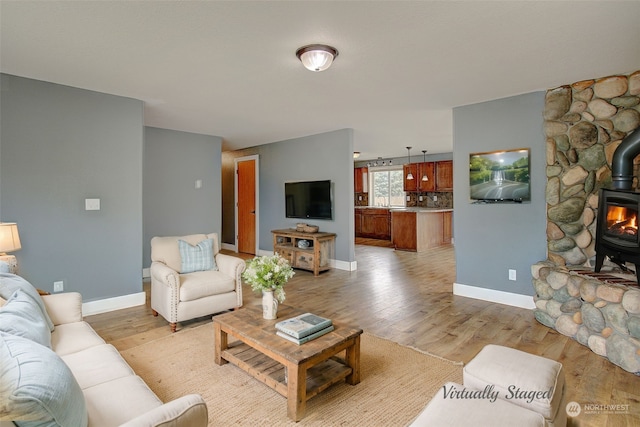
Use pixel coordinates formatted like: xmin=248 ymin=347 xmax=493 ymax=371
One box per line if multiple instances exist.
xmin=533 ymin=70 xmax=640 ymax=373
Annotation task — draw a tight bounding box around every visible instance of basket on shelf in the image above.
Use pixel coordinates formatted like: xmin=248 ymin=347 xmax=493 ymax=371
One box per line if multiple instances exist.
xmin=295 ymin=223 xmax=319 ymax=233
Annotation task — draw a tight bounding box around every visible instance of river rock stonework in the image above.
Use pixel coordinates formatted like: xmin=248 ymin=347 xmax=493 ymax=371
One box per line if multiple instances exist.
xmin=544 ymin=70 xmax=640 ymax=267
xmin=536 ymin=70 xmax=640 ymax=373
xmin=532 ymin=262 xmax=640 ymax=373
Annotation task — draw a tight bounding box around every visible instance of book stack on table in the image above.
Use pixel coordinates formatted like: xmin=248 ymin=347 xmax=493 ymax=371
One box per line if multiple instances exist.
xmin=275 ymin=313 xmax=334 ymax=345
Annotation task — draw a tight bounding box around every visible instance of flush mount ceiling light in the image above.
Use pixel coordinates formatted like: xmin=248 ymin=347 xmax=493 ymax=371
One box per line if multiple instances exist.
xmin=406 ymin=147 xmax=414 ymax=180
xmin=296 ymin=44 xmax=339 ymax=72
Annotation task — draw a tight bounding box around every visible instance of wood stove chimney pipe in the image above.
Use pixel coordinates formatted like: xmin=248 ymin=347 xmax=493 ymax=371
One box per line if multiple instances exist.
xmin=611 ymin=127 xmax=640 ymax=190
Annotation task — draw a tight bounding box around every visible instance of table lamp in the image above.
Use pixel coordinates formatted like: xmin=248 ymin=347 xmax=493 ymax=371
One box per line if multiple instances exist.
xmin=0 ymin=222 xmax=22 ymax=274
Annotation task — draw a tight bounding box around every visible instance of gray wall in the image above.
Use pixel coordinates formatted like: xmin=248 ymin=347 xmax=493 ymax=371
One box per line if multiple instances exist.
xmin=0 ymin=74 xmax=144 ymax=301
xmin=143 ymin=127 xmax=222 ymax=267
xmin=453 ymin=91 xmax=547 ymax=295
xmin=222 ymin=129 xmax=355 ymax=263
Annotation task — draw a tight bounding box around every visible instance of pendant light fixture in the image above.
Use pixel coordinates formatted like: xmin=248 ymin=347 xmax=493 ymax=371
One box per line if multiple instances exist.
xmin=296 ymin=44 xmax=339 ymax=72
xmin=406 ymin=147 xmax=414 ymax=180
xmin=421 ymin=150 xmax=429 ymax=181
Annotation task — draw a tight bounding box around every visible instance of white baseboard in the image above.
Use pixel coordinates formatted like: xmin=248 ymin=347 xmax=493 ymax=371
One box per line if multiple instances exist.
xmin=82 ymin=292 xmax=146 ymax=316
xmin=453 ymin=282 xmax=535 ymax=310
xmin=332 ymin=259 xmax=356 ymax=271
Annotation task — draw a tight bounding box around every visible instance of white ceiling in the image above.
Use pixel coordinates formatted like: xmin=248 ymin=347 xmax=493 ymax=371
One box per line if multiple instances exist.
xmin=1 ymin=1 xmax=639 ymax=160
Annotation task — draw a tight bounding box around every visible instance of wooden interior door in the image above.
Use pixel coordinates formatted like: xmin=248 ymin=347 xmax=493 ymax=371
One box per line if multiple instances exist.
xmin=237 ymin=159 xmax=256 ymax=254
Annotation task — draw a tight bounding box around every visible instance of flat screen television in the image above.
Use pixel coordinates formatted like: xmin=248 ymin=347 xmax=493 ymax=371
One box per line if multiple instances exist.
xmin=285 ymin=180 xmax=332 ymax=220
xmin=469 ymin=148 xmax=530 ymax=203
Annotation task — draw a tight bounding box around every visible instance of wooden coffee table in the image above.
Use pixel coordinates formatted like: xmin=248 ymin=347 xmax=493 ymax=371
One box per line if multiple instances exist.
xmin=213 ymin=305 xmax=363 ymax=421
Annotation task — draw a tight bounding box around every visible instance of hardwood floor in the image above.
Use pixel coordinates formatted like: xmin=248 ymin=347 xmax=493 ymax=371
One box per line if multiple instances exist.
xmin=86 ymin=244 xmax=639 ymax=427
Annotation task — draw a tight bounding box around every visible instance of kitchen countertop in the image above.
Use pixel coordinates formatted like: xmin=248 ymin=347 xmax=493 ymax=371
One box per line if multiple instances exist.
xmin=389 ymin=207 xmax=453 ymax=213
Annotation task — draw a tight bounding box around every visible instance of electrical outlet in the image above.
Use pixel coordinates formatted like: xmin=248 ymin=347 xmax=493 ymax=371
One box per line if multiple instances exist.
xmin=53 ymin=281 xmax=64 ymax=292
xmin=508 ymin=269 xmax=516 ymax=281
xmin=433 ymin=195 xmax=438 ymax=201
xmin=406 ymin=195 xmax=411 ymax=201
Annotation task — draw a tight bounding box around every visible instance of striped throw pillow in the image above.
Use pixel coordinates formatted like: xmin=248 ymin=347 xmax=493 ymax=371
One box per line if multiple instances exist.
xmin=178 ymin=238 xmax=217 ymax=273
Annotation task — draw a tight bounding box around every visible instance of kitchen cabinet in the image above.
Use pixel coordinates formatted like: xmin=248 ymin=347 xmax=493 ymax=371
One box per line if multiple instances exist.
xmin=391 ymin=211 xmax=417 ymax=251
xmin=355 ymin=208 xmax=390 ymax=240
xmin=391 ymin=209 xmax=453 ymax=251
xmin=354 ymin=166 xmax=368 ymax=193
xmin=418 ymin=162 xmax=435 ymax=192
xmin=435 ymin=161 xmax=453 ymax=191
xmin=404 ymin=161 xmax=450 ymax=192
xmin=403 ymin=164 xmax=418 ymax=192
xmin=443 ymin=211 xmax=453 ymax=244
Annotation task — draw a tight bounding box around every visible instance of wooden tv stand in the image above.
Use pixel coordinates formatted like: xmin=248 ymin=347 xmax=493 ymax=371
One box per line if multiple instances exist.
xmin=271 ymin=229 xmax=336 ymax=276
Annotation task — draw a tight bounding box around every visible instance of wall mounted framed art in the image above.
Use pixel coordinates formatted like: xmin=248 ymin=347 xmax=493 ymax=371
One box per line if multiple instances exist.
xmin=469 ymin=148 xmax=530 ymax=203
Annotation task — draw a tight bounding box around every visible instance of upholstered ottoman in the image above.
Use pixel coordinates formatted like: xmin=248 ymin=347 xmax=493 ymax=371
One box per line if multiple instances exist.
xmin=409 ymin=382 xmax=547 ymax=426
xmin=463 ymin=344 xmax=566 ymax=427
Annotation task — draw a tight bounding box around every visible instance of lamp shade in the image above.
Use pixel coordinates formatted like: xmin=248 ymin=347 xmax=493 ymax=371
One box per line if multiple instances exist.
xmin=0 ymin=223 xmax=21 ymax=254
xmin=296 ymin=44 xmax=338 ymax=72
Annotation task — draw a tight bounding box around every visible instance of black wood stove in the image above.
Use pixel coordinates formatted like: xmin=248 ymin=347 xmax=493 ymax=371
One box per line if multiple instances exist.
xmin=595 ymin=127 xmax=640 ymax=281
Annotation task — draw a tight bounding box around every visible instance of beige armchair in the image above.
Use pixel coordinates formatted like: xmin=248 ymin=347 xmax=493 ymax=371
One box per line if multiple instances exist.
xmin=150 ymin=233 xmax=245 ymax=332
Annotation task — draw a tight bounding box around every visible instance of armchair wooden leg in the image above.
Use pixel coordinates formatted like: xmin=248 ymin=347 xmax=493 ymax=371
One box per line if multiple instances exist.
xmin=170 ymin=322 xmax=177 ymax=333
xmin=152 ymin=309 xmax=158 ymax=317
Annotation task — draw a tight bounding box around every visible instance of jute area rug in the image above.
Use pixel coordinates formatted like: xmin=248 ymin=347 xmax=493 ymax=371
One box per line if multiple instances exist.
xmin=120 ymin=324 xmax=463 ymax=426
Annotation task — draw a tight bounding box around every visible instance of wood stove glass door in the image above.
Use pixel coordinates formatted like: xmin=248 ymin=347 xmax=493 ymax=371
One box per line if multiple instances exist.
xmin=604 ymin=204 xmax=638 ymax=244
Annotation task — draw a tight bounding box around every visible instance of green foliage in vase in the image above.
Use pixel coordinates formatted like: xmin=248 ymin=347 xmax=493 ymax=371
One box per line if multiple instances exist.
xmin=242 ymin=253 xmax=295 ymax=303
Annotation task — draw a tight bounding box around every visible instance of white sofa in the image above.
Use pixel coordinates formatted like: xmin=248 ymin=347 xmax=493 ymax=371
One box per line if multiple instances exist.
xmin=0 ymin=273 xmax=208 ymax=427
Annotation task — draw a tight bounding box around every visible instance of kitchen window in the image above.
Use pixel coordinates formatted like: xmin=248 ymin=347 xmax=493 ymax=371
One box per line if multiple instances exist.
xmin=370 ymin=167 xmax=405 ymax=207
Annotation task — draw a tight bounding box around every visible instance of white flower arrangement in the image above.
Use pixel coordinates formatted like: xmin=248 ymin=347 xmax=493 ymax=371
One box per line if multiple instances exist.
xmin=242 ymin=253 xmax=295 ymax=303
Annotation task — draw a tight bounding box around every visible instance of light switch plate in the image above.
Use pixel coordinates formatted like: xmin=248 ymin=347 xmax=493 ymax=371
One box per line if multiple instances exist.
xmin=85 ymin=198 xmax=100 ymax=211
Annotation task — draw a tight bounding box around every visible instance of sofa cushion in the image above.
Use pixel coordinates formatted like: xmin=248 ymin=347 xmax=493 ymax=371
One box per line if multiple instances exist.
xmin=51 ymin=321 xmax=106 ymax=356
xmin=179 ymin=271 xmax=236 ymax=302
xmin=0 ymin=289 xmax=51 ymax=348
xmin=61 ymin=344 xmax=135 ymax=389
xmin=82 ymin=375 xmax=162 ymax=426
xmin=0 ymin=273 xmax=54 ymax=332
xmin=0 ymin=331 xmax=88 ymax=427
xmin=179 ymin=238 xmax=218 ymax=273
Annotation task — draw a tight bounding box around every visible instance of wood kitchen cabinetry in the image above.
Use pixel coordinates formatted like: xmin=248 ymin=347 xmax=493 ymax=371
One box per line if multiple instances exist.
xmin=442 ymin=211 xmax=453 ymax=244
xmin=404 ymin=161 xmax=451 ymax=192
xmin=391 ymin=209 xmax=453 ymax=251
xmin=418 ymin=162 xmax=435 ymax=192
xmin=435 ymin=160 xmax=453 ymax=191
xmin=403 ymin=164 xmax=418 ymax=192
xmin=355 ymin=208 xmax=390 ymax=240
xmin=391 ymin=211 xmax=417 ymax=251
xmin=272 ymin=229 xmax=336 ymax=276
xmin=354 ymin=166 xmax=368 ymax=193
